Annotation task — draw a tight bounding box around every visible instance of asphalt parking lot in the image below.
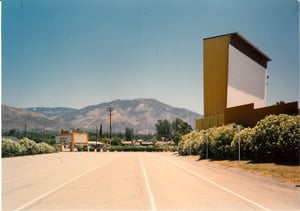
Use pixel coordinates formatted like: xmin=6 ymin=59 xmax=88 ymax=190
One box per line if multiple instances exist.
xmin=2 ymin=152 xmax=300 ymax=210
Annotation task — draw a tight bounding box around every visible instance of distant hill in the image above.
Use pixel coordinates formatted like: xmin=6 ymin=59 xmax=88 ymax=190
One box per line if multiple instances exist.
xmin=26 ymin=107 xmax=76 ymax=119
xmin=1 ymin=105 xmax=72 ymax=131
xmin=2 ymin=99 xmax=202 ymax=134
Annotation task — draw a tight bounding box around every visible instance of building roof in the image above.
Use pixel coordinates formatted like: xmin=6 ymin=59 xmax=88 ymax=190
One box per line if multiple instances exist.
xmin=204 ymin=32 xmax=271 ymax=68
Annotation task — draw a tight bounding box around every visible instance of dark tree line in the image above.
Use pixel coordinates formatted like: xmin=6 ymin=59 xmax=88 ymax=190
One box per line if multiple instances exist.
xmin=3 ymin=129 xmax=56 ymax=145
xmin=4 ymin=118 xmax=192 ymax=146
xmin=155 ymin=118 xmax=192 ymax=145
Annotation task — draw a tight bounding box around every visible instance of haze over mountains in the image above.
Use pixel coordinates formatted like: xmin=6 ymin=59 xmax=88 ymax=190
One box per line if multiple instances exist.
xmin=2 ymin=98 xmax=202 ymax=134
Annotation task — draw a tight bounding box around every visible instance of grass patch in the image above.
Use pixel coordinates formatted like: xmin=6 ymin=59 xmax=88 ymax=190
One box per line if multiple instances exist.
xmin=206 ymin=160 xmax=300 ymax=185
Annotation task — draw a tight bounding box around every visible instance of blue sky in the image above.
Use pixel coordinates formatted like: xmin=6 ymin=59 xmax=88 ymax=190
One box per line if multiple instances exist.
xmin=2 ymin=0 xmax=299 ymax=114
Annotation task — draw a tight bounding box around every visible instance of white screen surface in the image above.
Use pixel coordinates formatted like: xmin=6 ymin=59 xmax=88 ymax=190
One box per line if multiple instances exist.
xmin=227 ymin=45 xmax=267 ymax=108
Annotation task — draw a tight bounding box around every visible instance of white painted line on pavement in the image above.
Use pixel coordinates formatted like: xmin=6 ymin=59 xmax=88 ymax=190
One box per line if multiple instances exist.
xmin=3 ymin=166 xmax=64 ymax=184
xmin=139 ymin=154 xmax=157 ymax=211
xmin=162 ymin=156 xmax=270 ymax=211
xmin=14 ymin=155 xmax=120 ymax=211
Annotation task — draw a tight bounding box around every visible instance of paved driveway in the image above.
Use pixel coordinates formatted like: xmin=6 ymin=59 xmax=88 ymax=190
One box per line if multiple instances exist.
xmin=2 ymin=152 xmax=300 ymax=210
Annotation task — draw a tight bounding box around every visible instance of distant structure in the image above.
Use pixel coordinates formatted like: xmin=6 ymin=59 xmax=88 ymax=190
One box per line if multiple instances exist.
xmin=55 ymin=129 xmax=88 ymax=151
xmin=196 ymin=33 xmax=298 ymax=130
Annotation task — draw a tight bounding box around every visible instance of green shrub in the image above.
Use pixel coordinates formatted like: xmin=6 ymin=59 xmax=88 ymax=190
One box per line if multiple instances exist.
xmin=76 ymin=146 xmax=83 ymax=151
xmin=178 ymin=130 xmax=204 ymax=156
xmin=198 ymin=130 xmax=211 ymax=159
xmin=209 ymin=124 xmax=237 ymax=160
xmin=2 ymin=138 xmax=56 ymax=157
xmin=163 ymin=145 xmax=178 ymax=152
xmin=231 ymin=127 xmax=255 ymax=160
xmin=178 ymin=114 xmax=299 ymax=163
xmin=253 ymin=114 xmax=300 ymax=162
xmin=19 ymin=138 xmax=40 ymax=155
xmin=37 ymin=142 xmax=56 ymax=154
xmin=109 ymin=145 xmax=163 ymax=152
xmin=2 ymin=138 xmax=25 ymax=157
xmin=178 ymin=133 xmax=191 ymax=155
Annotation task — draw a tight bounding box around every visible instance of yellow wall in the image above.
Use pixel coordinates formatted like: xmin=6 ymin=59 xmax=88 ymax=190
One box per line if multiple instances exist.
xmin=196 ymin=35 xmax=230 ymax=130
xmin=203 ymin=35 xmax=230 ymax=117
xmin=224 ymin=101 xmax=299 ymax=127
xmin=195 ymin=114 xmax=224 ymax=130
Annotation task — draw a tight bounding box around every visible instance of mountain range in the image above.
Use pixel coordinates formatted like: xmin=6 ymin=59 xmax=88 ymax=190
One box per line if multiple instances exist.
xmin=2 ymin=98 xmax=202 ymax=134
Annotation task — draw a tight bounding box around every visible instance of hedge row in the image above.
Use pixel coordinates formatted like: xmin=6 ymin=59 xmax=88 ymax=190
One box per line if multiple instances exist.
xmin=76 ymin=145 xmax=177 ymax=152
xmin=2 ymin=138 xmax=57 ymax=157
xmin=109 ymin=145 xmax=164 ymax=152
xmin=178 ymin=114 xmax=300 ymax=163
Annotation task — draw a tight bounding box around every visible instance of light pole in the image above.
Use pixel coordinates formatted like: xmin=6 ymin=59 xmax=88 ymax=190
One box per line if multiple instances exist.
xmin=190 ymin=141 xmax=192 ymax=156
xmin=237 ymin=125 xmax=241 ymax=164
xmin=233 ymin=124 xmax=241 ymax=164
xmin=205 ymin=131 xmax=209 ymax=159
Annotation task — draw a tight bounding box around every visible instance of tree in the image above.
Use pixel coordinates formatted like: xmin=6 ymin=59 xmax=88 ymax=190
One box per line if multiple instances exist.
xmin=8 ymin=129 xmax=17 ymax=136
xmin=111 ymin=136 xmax=122 ymax=145
xmin=155 ymin=119 xmax=172 ymax=141
xmin=171 ymin=118 xmax=193 ymax=145
xmin=125 ymin=128 xmax=134 ymax=141
xmin=274 ymin=100 xmax=286 ymax=105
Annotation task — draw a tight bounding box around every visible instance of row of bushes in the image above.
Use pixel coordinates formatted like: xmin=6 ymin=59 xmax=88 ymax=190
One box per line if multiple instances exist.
xmin=76 ymin=145 xmax=178 ymax=152
xmin=76 ymin=145 xmax=93 ymax=152
xmin=76 ymin=146 xmax=108 ymax=152
xmin=178 ymin=114 xmax=300 ymax=163
xmin=103 ymin=145 xmax=165 ymax=152
xmin=2 ymin=138 xmax=57 ymax=157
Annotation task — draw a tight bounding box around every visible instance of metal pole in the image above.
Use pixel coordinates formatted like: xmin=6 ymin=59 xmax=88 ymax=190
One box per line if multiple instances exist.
xmin=238 ymin=125 xmax=241 ymax=164
xmin=206 ymin=132 xmax=209 ymax=159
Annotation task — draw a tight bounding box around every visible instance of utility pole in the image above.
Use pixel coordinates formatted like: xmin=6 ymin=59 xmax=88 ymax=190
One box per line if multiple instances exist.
xmin=96 ymin=126 xmax=98 ymax=150
xmin=24 ymin=123 xmax=27 ymax=137
xmin=108 ymin=107 xmax=113 ymax=146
